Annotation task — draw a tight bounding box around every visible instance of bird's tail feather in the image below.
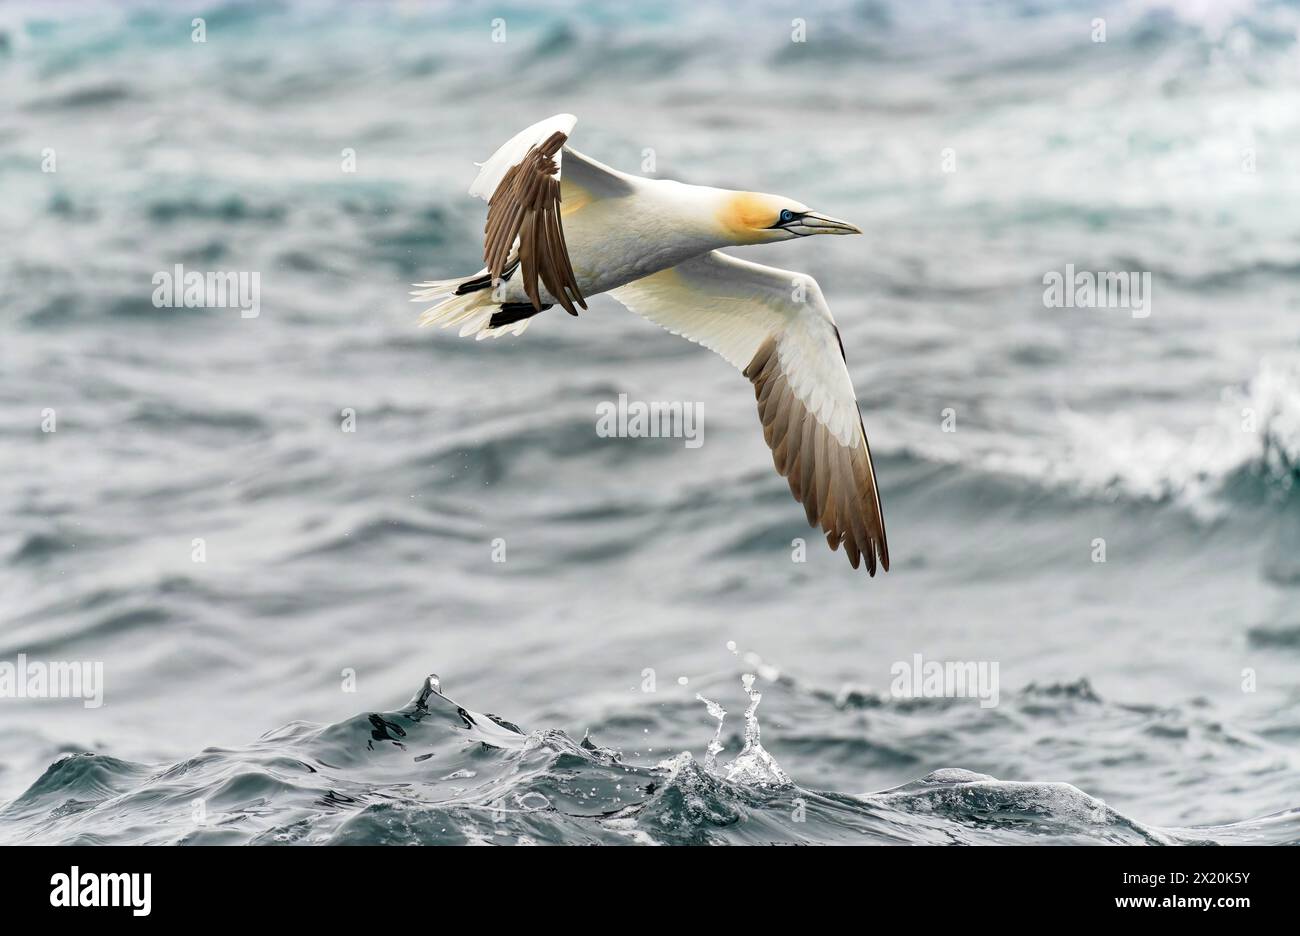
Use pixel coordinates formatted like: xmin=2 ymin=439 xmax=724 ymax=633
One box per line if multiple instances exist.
xmin=410 ymin=274 xmax=535 ymax=339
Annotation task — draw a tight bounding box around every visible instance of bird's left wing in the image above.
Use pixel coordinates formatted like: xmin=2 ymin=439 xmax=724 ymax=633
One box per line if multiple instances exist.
xmin=469 ymin=114 xmax=584 ymax=315
xmin=609 ymin=251 xmax=889 ymax=574
xmin=468 ymin=114 xmax=633 ymax=317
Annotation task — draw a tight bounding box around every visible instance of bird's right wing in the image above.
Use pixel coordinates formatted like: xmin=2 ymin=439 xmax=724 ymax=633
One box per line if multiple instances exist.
xmin=469 ymin=114 xmax=634 ymax=316
xmin=609 ymin=251 xmax=888 ymax=574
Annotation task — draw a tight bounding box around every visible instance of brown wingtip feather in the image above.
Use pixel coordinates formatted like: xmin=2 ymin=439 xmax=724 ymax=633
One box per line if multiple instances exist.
xmin=744 ymin=335 xmax=889 ymax=575
xmin=482 ymin=131 xmax=586 ymax=316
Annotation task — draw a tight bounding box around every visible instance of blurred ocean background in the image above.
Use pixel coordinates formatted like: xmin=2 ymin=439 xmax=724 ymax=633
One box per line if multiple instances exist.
xmin=2 ymin=0 xmax=1300 ymax=844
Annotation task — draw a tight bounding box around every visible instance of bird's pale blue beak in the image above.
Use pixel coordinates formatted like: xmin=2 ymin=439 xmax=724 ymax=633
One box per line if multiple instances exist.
xmin=782 ymin=211 xmax=862 ymax=236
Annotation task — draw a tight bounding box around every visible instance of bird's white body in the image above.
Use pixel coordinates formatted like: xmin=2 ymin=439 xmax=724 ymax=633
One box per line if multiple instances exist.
xmin=553 ymin=179 xmax=733 ymax=300
xmin=412 ymin=114 xmax=890 ymax=573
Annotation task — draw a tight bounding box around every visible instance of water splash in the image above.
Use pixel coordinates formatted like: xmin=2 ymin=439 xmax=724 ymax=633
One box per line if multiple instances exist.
xmin=695 ymin=693 xmax=726 ymax=773
xmin=3 ymin=670 xmax=1291 ymax=845
xmin=722 ymin=673 xmax=791 ymax=788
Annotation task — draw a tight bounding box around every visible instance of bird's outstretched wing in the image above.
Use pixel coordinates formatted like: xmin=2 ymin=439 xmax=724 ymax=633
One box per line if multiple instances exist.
xmin=609 ymin=251 xmax=889 ymax=574
xmin=469 ymin=114 xmax=631 ymax=317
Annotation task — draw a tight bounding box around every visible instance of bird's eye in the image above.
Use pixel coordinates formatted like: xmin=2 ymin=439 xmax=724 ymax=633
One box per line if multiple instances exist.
xmin=779 ymin=209 xmax=795 ymax=223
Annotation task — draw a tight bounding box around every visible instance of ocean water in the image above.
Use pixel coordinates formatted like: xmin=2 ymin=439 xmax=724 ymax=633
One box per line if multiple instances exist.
xmin=2 ymin=0 xmax=1299 ymax=845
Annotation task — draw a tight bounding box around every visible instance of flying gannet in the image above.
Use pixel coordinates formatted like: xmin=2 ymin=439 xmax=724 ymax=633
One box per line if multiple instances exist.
xmin=412 ymin=115 xmax=888 ymax=574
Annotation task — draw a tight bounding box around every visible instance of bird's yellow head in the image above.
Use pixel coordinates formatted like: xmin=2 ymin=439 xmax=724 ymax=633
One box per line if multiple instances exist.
xmin=719 ymin=192 xmax=862 ymax=244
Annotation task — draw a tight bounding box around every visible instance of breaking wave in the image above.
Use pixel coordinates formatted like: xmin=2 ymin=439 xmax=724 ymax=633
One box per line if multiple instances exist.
xmin=3 ymin=672 xmax=1295 ymax=845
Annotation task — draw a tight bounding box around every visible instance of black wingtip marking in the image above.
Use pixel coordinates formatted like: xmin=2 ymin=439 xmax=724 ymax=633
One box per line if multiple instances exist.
xmin=489 ymin=302 xmax=552 ymax=329
xmin=456 ymin=259 xmax=520 ymax=296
